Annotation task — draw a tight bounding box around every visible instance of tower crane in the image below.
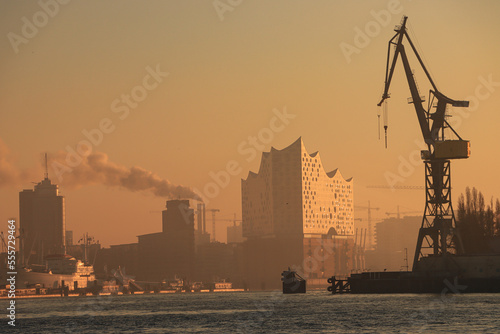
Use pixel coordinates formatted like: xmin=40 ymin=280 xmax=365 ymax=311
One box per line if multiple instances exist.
xmin=385 ymin=205 xmax=421 ymax=219
xmin=377 ymin=16 xmax=470 ymax=270
xmin=354 ymin=201 xmax=380 ymax=250
xmin=206 ymin=209 xmax=220 ymax=242
xmin=366 ymin=185 xmax=424 ymax=190
xmin=215 ymin=218 xmax=243 ymax=226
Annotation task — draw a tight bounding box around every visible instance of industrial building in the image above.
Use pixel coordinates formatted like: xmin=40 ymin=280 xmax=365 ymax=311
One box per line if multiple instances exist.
xmin=227 ymin=223 xmax=244 ymax=244
xmin=241 ymin=138 xmax=355 ymax=289
xmin=94 ymin=242 xmax=139 ymax=278
xmin=19 ymin=174 xmax=66 ymax=265
xmin=365 ymin=216 xmax=421 ymax=272
xmin=195 ymin=242 xmax=240 ymax=284
xmin=136 ymin=199 xmax=195 ymax=281
xmin=95 ymin=200 xmax=242 ymax=284
xmin=95 ymin=200 xmax=246 ymax=286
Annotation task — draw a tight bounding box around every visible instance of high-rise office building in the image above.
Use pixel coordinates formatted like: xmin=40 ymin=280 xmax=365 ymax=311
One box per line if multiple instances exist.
xmin=19 ymin=176 xmax=65 ymax=265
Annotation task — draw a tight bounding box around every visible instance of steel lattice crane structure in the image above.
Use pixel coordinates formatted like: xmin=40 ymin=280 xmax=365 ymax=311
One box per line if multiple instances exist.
xmin=377 ymin=16 xmax=470 ymax=270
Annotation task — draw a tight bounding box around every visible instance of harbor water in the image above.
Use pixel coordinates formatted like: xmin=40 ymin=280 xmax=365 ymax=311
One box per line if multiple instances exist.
xmin=5 ymin=291 xmax=500 ymax=333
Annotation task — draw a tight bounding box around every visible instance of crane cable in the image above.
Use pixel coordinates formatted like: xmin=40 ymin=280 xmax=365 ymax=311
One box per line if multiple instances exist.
xmin=408 ymin=20 xmax=457 ymax=140
xmin=407 ymin=20 xmax=438 ymax=92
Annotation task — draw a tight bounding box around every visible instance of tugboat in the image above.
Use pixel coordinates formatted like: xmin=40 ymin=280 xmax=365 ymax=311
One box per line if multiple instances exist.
xmin=281 ymin=268 xmax=306 ymax=294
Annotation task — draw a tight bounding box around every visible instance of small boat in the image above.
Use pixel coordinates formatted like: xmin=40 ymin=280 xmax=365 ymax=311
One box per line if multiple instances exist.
xmin=281 ymin=268 xmax=306 ymax=294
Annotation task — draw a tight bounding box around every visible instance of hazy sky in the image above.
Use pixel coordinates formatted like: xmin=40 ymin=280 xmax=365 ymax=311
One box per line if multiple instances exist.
xmin=1 ymin=0 xmax=500 ymax=246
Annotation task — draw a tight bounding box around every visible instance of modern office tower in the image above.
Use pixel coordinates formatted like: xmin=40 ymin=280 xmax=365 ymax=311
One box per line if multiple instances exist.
xmin=19 ymin=176 xmax=65 ymax=265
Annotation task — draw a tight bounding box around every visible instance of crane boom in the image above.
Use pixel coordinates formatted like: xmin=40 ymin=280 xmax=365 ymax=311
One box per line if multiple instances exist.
xmin=378 ymin=16 xmax=470 ymax=159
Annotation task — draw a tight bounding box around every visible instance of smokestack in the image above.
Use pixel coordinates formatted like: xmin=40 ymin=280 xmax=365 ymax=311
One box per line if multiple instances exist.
xmin=197 ymin=203 xmax=203 ymax=233
xmin=202 ymin=203 xmax=206 ymax=234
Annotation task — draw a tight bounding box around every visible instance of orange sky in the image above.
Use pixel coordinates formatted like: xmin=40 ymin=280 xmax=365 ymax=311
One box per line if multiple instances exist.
xmin=1 ymin=0 xmax=500 ymax=246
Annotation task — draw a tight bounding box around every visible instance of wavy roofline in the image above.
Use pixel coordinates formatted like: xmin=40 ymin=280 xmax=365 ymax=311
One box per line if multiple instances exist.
xmin=242 ymin=137 xmax=353 ymax=183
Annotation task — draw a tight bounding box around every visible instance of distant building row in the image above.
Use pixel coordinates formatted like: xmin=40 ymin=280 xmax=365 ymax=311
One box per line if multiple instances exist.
xmin=17 ymin=138 xmax=369 ymax=290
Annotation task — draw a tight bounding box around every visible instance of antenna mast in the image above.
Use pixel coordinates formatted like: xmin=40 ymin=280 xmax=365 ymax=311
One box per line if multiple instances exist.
xmin=44 ymin=153 xmax=49 ymax=179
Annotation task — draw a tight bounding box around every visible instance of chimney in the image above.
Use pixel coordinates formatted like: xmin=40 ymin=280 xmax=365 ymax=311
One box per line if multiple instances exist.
xmin=197 ymin=203 xmax=203 ymax=233
xmin=202 ymin=203 xmax=206 ymax=234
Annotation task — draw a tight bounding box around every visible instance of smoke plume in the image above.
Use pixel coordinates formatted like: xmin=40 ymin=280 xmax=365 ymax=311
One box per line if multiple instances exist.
xmin=50 ymin=151 xmax=201 ymax=200
xmin=0 ymin=138 xmax=38 ymax=187
xmin=0 ymin=137 xmax=200 ymax=201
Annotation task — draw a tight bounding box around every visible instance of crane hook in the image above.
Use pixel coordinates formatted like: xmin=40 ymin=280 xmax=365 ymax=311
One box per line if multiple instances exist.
xmin=383 ymin=100 xmax=389 ymax=148
xmin=384 ymin=126 xmax=388 ymax=148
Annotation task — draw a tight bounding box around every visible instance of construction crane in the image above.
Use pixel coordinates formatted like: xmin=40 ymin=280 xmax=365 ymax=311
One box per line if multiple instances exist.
xmin=367 ymin=185 xmax=424 ymax=190
xmin=354 ymin=201 xmax=380 ymax=250
xmin=215 ymin=218 xmax=243 ymax=226
xmin=206 ymin=209 xmax=220 ymax=242
xmin=377 ymin=16 xmax=470 ymax=270
xmin=385 ymin=205 xmax=421 ymax=219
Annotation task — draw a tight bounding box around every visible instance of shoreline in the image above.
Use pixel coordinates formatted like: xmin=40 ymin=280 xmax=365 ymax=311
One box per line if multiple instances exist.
xmin=0 ymin=288 xmax=247 ymax=300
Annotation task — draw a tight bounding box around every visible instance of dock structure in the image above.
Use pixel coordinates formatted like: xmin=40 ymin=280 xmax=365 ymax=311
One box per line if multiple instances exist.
xmin=327 ymin=276 xmax=351 ymax=294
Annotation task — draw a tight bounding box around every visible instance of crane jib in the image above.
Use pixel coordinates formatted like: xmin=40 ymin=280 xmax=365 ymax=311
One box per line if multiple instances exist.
xmin=377 ymin=15 xmax=470 ymax=161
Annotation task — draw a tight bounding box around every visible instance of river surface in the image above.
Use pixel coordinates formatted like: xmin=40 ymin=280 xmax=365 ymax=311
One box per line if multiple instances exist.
xmin=3 ymin=291 xmax=500 ymax=333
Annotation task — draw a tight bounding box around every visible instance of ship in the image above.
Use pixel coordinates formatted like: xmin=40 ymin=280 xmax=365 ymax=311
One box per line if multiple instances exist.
xmin=11 ymin=254 xmax=95 ymax=290
xmin=1 ymin=231 xmax=98 ymax=292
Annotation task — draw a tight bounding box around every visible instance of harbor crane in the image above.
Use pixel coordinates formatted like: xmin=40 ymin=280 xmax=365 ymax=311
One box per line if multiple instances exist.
xmin=377 ymin=16 xmax=470 ymax=270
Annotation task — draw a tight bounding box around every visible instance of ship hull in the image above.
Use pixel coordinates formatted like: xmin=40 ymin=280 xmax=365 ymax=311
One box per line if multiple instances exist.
xmin=348 ymin=272 xmax=500 ymax=294
xmin=4 ymin=268 xmax=95 ymax=290
xmin=283 ymin=280 xmax=306 ymax=294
